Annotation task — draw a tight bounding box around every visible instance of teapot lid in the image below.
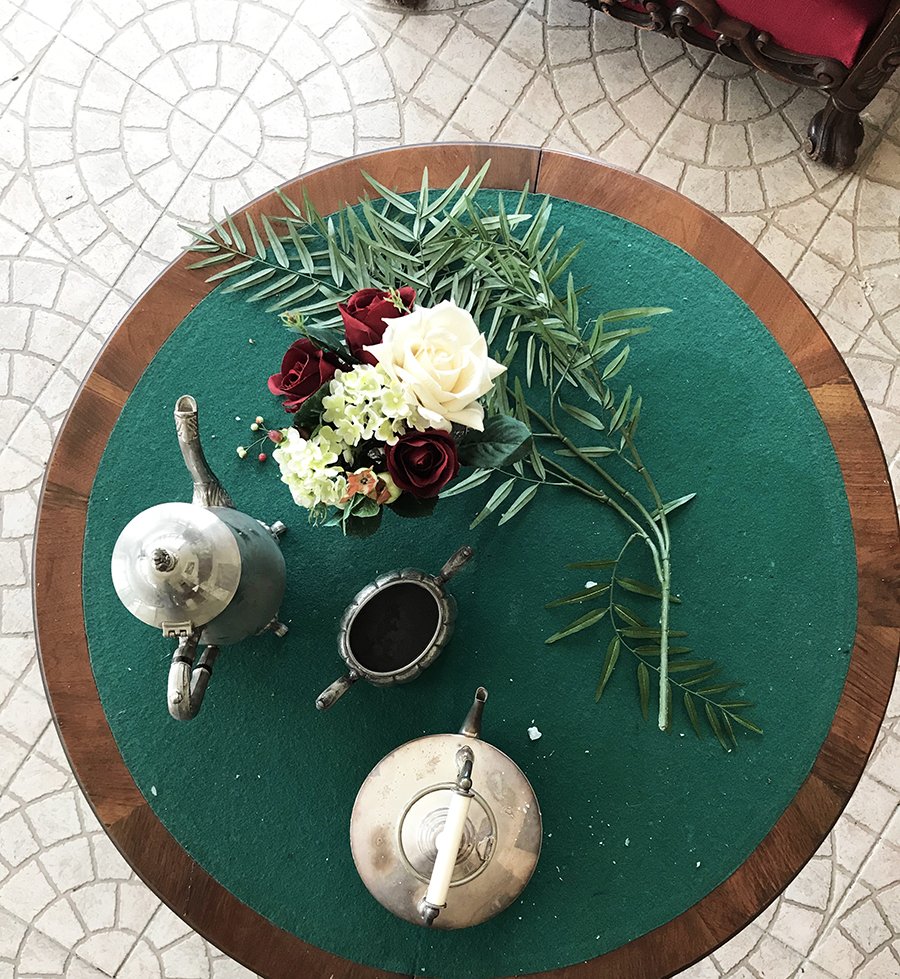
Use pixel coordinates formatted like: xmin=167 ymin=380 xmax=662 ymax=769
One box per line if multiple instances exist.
xmin=111 ymin=502 xmax=241 ymax=631
xmin=349 ymin=695 xmax=541 ymax=929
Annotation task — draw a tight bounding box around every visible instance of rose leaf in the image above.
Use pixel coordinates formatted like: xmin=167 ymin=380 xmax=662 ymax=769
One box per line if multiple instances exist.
xmin=291 ymin=385 xmax=328 ymax=431
xmin=457 ymin=415 xmax=533 ymax=469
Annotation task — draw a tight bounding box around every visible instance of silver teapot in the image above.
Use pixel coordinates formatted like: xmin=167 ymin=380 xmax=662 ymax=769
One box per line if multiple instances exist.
xmin=111 ymin=395 xmax=288 ymax=721
xmin=350 ymin=687 xmax=542 ymax=929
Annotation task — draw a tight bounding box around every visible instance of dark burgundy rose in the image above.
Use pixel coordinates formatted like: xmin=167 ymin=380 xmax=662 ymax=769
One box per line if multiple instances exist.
xmin=339 ymin=287 xmax=415 ymax=364
xmin=386 ymin=429 xmax=459 ymax=499
xmin=268 ymin=338 xmax=338 ymax=412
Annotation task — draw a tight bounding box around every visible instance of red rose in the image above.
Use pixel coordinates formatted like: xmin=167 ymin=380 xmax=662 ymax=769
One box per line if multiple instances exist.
xmin=268 ymin=338 xmax=338 ymax=412
xmin=386 ymin=429 xmax=459 ymax=499
xmin=339 ymin=287 xmax=415 ymax=364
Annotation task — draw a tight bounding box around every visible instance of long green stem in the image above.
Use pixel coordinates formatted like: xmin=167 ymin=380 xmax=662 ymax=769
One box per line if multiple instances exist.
xmin=625 ymin=433 xmax=671 ymax=552
xmin=526 ymin=403 xmax=668 ymax=556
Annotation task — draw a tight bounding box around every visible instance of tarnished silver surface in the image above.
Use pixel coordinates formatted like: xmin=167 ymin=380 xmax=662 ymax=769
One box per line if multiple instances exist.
xmin=110 ymin=395 xmax=288 ymax=721
xmin=315 ymin=545 xmax=474 ymax=710
xmin=350 ymin=688 xmax=542 ymax=930
xmin=111 ymin=502 xmax=241 ymax=630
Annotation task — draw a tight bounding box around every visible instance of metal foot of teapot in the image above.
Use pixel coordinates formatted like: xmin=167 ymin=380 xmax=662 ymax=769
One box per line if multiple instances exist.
xmin=112 ymin=396 xmax=289 ymax=721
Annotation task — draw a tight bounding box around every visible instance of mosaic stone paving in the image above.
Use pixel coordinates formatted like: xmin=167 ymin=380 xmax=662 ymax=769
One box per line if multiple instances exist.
xmin=0 ymin=0 xmax=898 ymax=976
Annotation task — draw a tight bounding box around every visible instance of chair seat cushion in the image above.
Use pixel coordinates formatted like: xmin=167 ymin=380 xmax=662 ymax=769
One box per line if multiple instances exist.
xmin=615 ymin=0 xmax=887 ymax=67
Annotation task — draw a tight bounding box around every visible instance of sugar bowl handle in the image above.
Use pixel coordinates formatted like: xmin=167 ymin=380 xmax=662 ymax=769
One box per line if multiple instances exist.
xmin=434 ymin=545 xmax=474 ymax=586
xmin=316 ymin=671 xmax=359 ymax=711
xmin=418 ymin=745 xmax=475 ymax=927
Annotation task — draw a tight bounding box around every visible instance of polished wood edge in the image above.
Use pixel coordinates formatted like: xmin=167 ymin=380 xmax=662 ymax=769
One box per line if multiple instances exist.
xmin=33 ymin=144 xmax=899 ymax=979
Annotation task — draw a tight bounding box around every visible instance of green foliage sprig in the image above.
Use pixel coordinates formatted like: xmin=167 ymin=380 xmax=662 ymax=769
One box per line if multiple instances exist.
xmin=183 ymin=164 xmax=761 ymax=748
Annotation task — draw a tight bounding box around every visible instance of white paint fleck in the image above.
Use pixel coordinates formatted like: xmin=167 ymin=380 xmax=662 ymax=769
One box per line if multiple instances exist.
xmin=527 ymin=725 xmax=542 ymax=741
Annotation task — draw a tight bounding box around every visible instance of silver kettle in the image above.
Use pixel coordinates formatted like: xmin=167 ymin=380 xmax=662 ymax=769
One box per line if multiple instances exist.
xmin=111 ymin=396 xmax=288 ymax=720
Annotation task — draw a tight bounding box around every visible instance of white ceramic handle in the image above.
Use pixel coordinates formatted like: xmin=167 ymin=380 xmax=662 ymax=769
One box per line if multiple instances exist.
xmin=424 ymin=790 xmax=472 ymax=910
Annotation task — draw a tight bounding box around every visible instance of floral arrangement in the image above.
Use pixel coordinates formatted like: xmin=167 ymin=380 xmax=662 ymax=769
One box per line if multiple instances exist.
xmin=264 ymin=292 xmax=527 ymax=535
xmin=184 ymin=164 xmax=761 ymax=750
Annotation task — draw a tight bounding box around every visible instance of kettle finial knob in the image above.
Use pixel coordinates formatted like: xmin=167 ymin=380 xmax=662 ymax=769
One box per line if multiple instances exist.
xmin=152 ymin=548 xmax=177 ymax=573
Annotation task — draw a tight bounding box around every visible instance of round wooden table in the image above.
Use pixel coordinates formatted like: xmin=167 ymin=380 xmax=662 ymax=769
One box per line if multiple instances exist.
xmin=34 ymin=144 xmax=900 ymax=979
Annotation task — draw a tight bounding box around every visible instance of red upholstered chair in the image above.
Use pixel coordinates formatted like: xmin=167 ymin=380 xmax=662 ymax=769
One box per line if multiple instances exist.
xmin=582 ymin=0 xmax=900 ymax=167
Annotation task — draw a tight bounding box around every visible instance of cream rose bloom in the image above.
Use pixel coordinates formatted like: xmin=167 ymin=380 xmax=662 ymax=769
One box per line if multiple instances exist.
xmin=364 ymin=300 xmax=506 ymax=431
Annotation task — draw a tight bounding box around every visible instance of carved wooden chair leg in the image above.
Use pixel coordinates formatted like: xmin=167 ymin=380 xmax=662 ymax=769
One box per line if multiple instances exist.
xmin=806 ymin=4 xmax=900 ymax=169
xmin=806 ymin=99 xmax=865 ymax=170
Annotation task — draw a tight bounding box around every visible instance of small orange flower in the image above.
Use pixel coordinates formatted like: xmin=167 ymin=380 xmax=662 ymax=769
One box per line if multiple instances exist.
xmin=340 ymin=468 xmax=381 ymax=504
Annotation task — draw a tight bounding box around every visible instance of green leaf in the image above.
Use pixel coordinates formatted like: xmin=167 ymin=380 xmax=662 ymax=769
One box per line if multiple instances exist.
xmin=205 ymin=259 xmax=254 ymax=282
xmin=653 ymin=494 xmax=697 ymax=519
xmin=609 ymin=385 xmax=632 ymax=432
xmin=246 ymin=214 xmax=266 ymax=259
xmin=554 ymin=446 xmax=616 ymax=458
xmin=729 ymin=714 xmax=763 ymax=735
xmin=439 ymin=469 xmax=493 ymax=498
xmin=637 ymin=661 xmax=650 ymax=720
xmin=248 ymin=272 xmax=301 ymax=303
xmin=285 ymin=221 xmax=315 ymax=273
xmin=262 ymin=214 xmax=289 ymax=268
xmin=617 ymin=578 xmax=682 ymax=603
xmin=668 ymin=659 xmax=715 ymax=673
xmin=187 ymin=253 xmax=234 ymax=269
xmin=545 ymin=583 xmax=610 ymax=607
xmin=560 ymin=402 xmax=605 ymax=431
xmin=566 ymin=559 xmax=617 ymax=570
xmin=290 ymin=385 xmax=328 ymax=431
xmin=705 ymin=703 xmax=731 ymax=750
xmin=696 ymin=682 xmax=743 ymax=696
xmin=498 ymin=484 xmax=539 ymax=526
xmin=469 ymin=478 xmax=515 ymax=530
xmin=614 ymin=605 xmax=647 ymax=628
xmin=683 ymin=692 xmax=703 ymax=738
xmin=458 ymin=415 xmax=533 ymax=468
xmin=295 ymin=323 xmax=346 ymax=353
xmin=224 ymin=267 xmax=276 ymax=292
xmin=362 ymin=173 xmax=418 ymax=214
xmin=595 ymin=636 xmax=620 ymax=701
xmin=601 ymin=345 xmax=630 ymax=380
xmin=600 ymin=306 xmax=670 ymax=324
xmin=545 ymin=607 xmax=607 ymax=644
xmin=276 ymin=189 xmax=304 ymax=219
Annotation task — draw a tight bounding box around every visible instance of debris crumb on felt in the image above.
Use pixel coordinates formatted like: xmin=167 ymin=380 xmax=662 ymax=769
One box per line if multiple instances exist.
xmin=527 ymin=724 xmax=542 ymax=741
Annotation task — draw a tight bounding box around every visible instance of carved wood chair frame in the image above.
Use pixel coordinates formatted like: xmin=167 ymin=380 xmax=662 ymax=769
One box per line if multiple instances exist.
xmin=583 ymin=0 xmax=900 ymax=167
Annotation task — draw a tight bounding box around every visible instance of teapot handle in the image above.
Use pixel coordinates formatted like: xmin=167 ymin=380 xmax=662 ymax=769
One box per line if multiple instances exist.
xmin=315 ymin=671 xmax=359 ymax=711
xmin=418 ymin=745 xmax=475 ymax=926
xmin=167 ymin=631 xmax=220 ymax=721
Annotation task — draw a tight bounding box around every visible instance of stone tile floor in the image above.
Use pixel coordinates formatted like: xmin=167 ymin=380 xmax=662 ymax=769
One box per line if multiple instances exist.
xmin=0 ymin=0 xmax=898 ymax=975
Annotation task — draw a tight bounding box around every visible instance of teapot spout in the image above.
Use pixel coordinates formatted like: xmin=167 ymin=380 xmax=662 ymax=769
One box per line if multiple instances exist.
xmin=174 ymin=395 xmax=235 ymax=509
xmin=459 ymin=686 xmax=488 ymax=739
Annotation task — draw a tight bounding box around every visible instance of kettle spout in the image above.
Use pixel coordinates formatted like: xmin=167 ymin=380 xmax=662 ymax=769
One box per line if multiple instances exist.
xmin=459 ymin=686 xmax=488 ymax=739
xmin=174 ymin=395 xmax=235 ymax=509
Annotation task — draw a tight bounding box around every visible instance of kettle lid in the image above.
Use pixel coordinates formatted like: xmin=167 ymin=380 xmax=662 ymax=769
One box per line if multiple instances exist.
xmin=111 ymin=502 xmax=241 ymax=631
xmin=349 ymin=730 xmax=542 ymax=929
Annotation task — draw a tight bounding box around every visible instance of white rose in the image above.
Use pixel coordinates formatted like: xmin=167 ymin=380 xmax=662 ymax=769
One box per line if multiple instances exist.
xmin=364 ymin=300 xmax=505 ymax=431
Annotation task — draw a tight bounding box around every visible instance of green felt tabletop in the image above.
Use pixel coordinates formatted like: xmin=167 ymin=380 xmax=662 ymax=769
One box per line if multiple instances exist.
xmin=82 ymin=195 xmax=856 ymax=978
